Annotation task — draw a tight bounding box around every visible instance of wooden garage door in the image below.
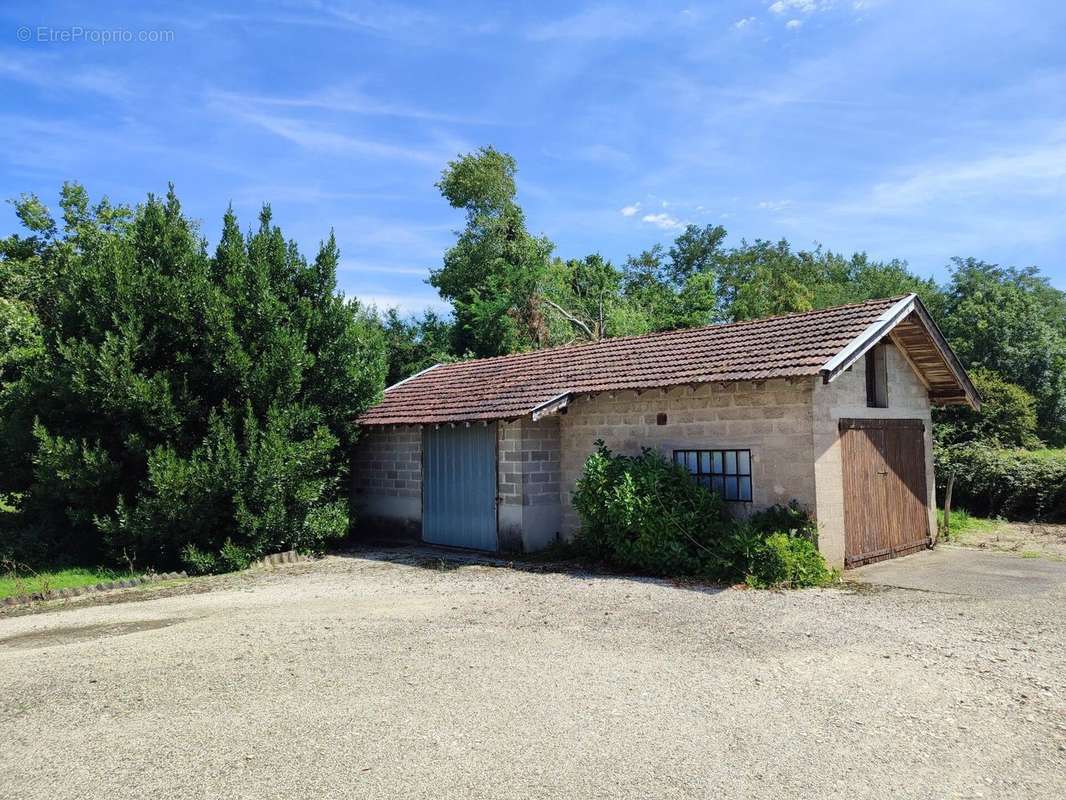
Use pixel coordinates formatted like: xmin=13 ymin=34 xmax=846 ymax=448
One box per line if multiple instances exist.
xmin=840 ymin=419 xmax=931 ymax=568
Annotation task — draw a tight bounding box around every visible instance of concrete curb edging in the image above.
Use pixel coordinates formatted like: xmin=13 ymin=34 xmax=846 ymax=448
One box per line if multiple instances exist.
xmin=1 ymin=571 xmax=188 ymax=607
xmin=250 ymin=550 xmax=310 ymax=569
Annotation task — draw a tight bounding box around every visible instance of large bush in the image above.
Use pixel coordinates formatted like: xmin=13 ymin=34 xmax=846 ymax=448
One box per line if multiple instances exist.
xmin=0 ymin=184 xmax=386 ymax=572
xmin=571 ymin=443 xmax=834 ymax=587
xmin=571 ymin=443 xmax=729 ymax=575
xmin=936 ymin=443 xmax=1066 ymax=521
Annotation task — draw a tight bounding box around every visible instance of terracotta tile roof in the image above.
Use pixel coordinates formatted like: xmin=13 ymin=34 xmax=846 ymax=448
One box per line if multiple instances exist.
xmin=358 ymin=296 xmax=905 ymax=425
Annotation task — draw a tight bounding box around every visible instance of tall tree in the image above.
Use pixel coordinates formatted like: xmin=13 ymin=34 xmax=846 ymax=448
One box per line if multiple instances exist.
xmin=430 ymin=147 xmax=554 ymax=357
xmin=0 ymin=184 xmax=386 ymax=571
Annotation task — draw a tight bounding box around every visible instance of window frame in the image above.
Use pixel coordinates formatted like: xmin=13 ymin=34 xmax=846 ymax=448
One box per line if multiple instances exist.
xmin=673 ymin=448 xmax=753 ymax=503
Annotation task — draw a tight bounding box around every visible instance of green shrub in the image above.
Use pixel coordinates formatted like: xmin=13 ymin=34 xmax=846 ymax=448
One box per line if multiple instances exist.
xmin=571 ymin=442 xmax=728 ymax=575
xmin=744 ymin=532 xmax=836 ymax=589
xmin=571 ymin=446 xmax=835 ymax=588
xmin=715 ymin=505 xmax=835 ymax=588
xmin=180 ymin=544 xmax=219 ymax=576
xmin=936 ymin=442 xmax=1066 ymax=520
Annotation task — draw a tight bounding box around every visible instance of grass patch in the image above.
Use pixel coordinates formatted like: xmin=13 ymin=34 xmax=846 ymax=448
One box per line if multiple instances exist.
xmin=937 ymin=508 xmax=1003 ymax=542
xmin=0 ymin=565 xmax=137 ymax=600
xmin=1007 ymin=447 xmax=1066 ymax=462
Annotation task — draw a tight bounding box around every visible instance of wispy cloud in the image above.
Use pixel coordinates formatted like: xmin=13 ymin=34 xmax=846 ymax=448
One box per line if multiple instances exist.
xmin=758 ymin=200 xmax=794 ymax=212
xmin=230 ymin=109 xmax=442 ymax=162
xmin=860 ymin=138 xmax=1066 ymax=213
xmin=228 ymin=184 xmax=405 ymax=205
xmin=641 ymin=212 xmax=685 ymax=230
xmin=785 ymin=19 xmax=803 ymax=29
xmin=0 ymin=51 xmax=132 ymax=100
xmin=527 ymin=6 xmax=651 ymax=41
xmin=733 ymin=17 xmax=757 ymax=30
xmin=619 ymin=203 xmax=641 ymax=217
xmin=207 ymin=86 xmax=493 ymax=126
xmin=208 ymin=1 xmax=440 ymax=38
xmin=340 ymin=259 xmax=430 ymax=276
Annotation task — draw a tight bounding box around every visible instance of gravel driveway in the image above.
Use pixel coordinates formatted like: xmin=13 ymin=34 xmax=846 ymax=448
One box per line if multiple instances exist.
xmin=1 ymin=550 xmax=1064 ymax=799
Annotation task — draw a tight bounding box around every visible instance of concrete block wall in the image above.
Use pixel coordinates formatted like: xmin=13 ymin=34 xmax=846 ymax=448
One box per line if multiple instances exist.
xmin=498 ymin=417 xmax=562 ymax=552
xmin=812 ymin=342 xmax=936 ymax=568
xmin=557 ymin=379 xmax=817 ymax=538
xmin=351 ymin=425 xmax=422 ymax=538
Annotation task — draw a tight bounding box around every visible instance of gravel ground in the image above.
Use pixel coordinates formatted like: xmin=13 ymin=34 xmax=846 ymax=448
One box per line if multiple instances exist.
xmin=1 ymin=551 xmax=1064 ymax=800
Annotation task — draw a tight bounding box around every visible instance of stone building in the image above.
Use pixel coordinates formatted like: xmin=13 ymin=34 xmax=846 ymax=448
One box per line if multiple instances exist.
xmin=352 ymin=295 xmax=978 ymax=569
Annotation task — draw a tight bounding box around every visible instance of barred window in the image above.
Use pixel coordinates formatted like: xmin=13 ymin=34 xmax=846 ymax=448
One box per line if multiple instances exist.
xmin=673 ymin=449 xmax=753 ymax=502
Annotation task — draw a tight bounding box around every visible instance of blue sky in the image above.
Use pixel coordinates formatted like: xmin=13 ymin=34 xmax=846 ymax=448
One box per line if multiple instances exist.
xmin=2 ymin=1 xmax=1065 ymax=313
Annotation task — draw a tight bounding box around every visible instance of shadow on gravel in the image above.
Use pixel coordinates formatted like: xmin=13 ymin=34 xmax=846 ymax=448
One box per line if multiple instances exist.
xmin=332 ymin=542 xmax=731 ymax=597
xmin=0 ymin=618 xmax=188 ymax=650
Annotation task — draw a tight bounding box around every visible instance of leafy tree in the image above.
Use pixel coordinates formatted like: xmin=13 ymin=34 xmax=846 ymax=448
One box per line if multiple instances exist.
xmin=0 ymin=183 xmax=386 ymax=571
xmin=620 ymin=244 xmax=674 ymax=329
xmin=430 ymin=147 xmax=554 ymax=357
xmin=809 ymin=252 xmax=943 ymax=316
xmin=722 ymin=239 xmax=816 ymax=320
xmin=379 ymin=308 xmax=455 ymax=385
xmin=938 ymin=258 xmax=1066 ymax=444
xmin=619 ymin=225 xmax=724 ymax=332
xmin=934 ymin=368 xmax=1040 ymax=447
xmin=667 ymin=223 xmax=727 ymax=287
xmin=541 ymin=254 xmax=647 ymax=342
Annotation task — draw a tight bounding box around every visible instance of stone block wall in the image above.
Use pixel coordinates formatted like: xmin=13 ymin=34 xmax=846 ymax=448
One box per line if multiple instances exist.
xmin=498 ymin=417 xmax=562 ymax=552
xmin=351 ymin=425 xmax=422 ymax=539
xmin=557 ymin=378 xmax=817 ymax=537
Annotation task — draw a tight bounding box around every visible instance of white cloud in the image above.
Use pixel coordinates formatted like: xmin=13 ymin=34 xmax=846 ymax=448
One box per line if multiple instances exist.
xmin=734 ymin=16 xmax=756 ymax=29
xmin=770 ymin=0 xmax=824 ymax=14
xmin=641 ymin=212 xmax=685 ymax=230
xmin=758 ymin=200 xmax=794 ymax=212
xmin=620 ymin=203 xmax=641 ymax=217
xmin=786 ymin=19 xmax=803 ymax=29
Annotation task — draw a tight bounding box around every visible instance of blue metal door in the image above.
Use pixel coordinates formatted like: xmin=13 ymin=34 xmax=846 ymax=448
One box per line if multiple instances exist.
xmin=422 ymin=423 xmax=498 ymax=550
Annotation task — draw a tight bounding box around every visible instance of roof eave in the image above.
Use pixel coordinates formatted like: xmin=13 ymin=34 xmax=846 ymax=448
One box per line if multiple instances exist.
xmin=819 ymin=294 xmax=980 ymax=411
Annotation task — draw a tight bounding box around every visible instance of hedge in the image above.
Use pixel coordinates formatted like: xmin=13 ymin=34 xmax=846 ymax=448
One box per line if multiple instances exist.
xmin=935 ymin=444 xmax=1066 ymax=521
